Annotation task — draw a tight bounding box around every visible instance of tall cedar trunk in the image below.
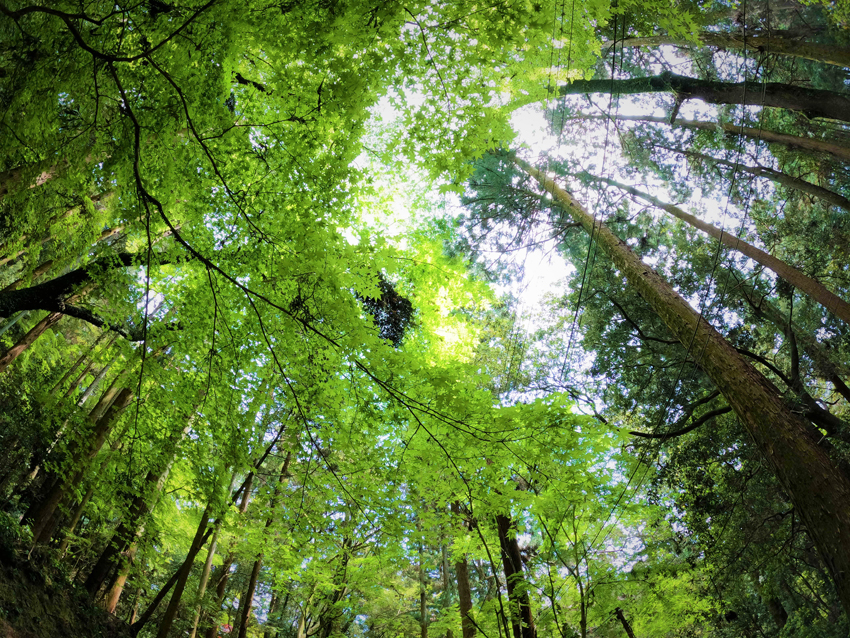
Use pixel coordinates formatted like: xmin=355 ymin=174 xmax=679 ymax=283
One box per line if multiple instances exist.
xmin=22 ymin=387 xmax=135 ymax=544
xmin=0 ymin=156 xmax=59 ymax=198
xmin=237 ymin=455 xmax=291 ymax=638
xmin=0 ymin=311 xmax=26 ymax=337
xmin=137 ymin=417 xmax=282 ymax=637
xmin=202 ymin=476 xmax=254 ymax=638
xmin=188 ymin=519 xmax=223 ymax=638
xmin=565 ymin=114 xmax=850 ymax=163
xmin=419 ymin=533 xmax=428 ymax=638
xmin=3 ymin=259 xmax=54 ymax=293
xmin=50 ymin=331 xmax=108 ymax=395
xmin=56 ymin=433 xmax=124 ymax=552
xmin=451 ymin=502 xmax=476 ymax=638
xmin=236 ymin=555 xmax=264 ymax=638
xmin=608 ymin=32 xmax=850 ymax=68
xmin=77 ymin=351 xmax=121 ymax=407
xmin=317 ymin=541 xmax=351 ymax=638
xmin=154 ymin=506 xmax=212 ymax=638
xmin=590 ymin=174 xmax=850 ymax=325
xmin=203 ymin=554 xmax=235 ymax=638
xmin=559 ymin=72 xmax=850 ymax=123
xmin=85 ymin=424 xmax=186 ymax=596
xmin=614 ymin=608 xmax=637 ymax=638
xmin=103 ymin=539 xmax=140 ymax=613
xmin=495 ymin=514 xmax=535 ymax=638
xmin=515 ymin=156 xmax=850 ymax=614
xmin=658 ymin=145 xmax=850 ymax=213
xmin=0 ymin=311 xmax=62 ymax=373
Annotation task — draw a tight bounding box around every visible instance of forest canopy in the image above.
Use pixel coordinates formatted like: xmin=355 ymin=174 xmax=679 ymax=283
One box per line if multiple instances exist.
xmin=1 ymin=1 xmax=849 ymax=637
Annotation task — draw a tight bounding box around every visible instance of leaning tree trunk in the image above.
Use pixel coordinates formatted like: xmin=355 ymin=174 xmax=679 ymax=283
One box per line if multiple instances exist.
xmin=50 ymin=331 xmax=109 ymax=395
xmin=607 ymin=32 xmax=850 ymax=69
xmin=495 ymin=513 xmax=536 ymax=638
xmin=0 ymin=311 xmax=62 ymax=373
xmin=559 ymin=72 xmax=850 ymax=123
xmin=564 ymin=114 xmax=850 ymax=163
xmin=450 ymin=502 xmax=476 ymax=638
xmin=588 ymin=174 xmax=850 ymax=325
xmin=22 ymin=387 xmax=135 ymax=545
xmin=657 ymin=145 xmax=850 ymax=213
xmin=235 ymin=453 xmax=290 ymax=638
xmin=514 ymin=155 xmax=850 ymax=615
xmin=85 ymin=423 xmax=187 ymax=597
xmin=154 ymin=506 xmax=213 ymax=638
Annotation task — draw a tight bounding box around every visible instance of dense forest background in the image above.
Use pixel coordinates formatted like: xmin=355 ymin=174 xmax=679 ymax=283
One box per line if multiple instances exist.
xmin=1 ymin=0 xmax=849 ymax=637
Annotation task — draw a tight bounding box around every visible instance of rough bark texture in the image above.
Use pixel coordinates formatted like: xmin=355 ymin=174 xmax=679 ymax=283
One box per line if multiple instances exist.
xmin=516 ymin=156 xmax=850 ymax=615
xmin=451 ymin=502 xmax=476 ymax=638
xmin=495 ymin=514 xmax=535 ymax=638
xmin=568 ymin=114 xmax=850 ymax=163
xmin=22 ymin=387 xmax=134 ymax=544
xmin=559 ymin=72 xmax=850 ymax=123
xmin=0 ymin=311 xmax=62 ymax=373
xmin=659 ymin=145 xmax=850 ymax=213
xmin=592 ymin=175 xmax=850 ymax=325
xmin=610 ymin=32 xmax=850 ymax=68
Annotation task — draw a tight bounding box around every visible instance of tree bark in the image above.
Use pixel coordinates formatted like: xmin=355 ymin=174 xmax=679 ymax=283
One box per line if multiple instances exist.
xmin=85 ymin=422 xmax=187 ymax=596
xmin=495 ymin=513 xmax=535 ymax=638
xmin=188 ymin=519 xmax=223 ymax=638
xmin=657 ymin=145 xmax=850 ymax=213
xmin=614 ymin=608 xmax=637 ymax=638
xmin=50 ymin=331 xmax=108 ymax=395
xmin=0 ymin=311 xmax=62 ymax=374
xmin=515 ymin=155 xmax=850 ymax=615
xmin=566 ymin=114 xmax=850 ymax=163
xmin=608 ymin=32 xmax=850 ymax=69
xmin=589 ymin=174 xmax=850 ymax=325
xmin=559 ymin=72 xmax=850 ymax=123
xmin=451 ymin=502 xmax=476 ymax=638
xmin=22 ymin=387 xmax=135 ymax=544
xmin=154 ymin=506 xmax=213 ymax=638
xmin=103 ymin=538 xmax=141 ymax=613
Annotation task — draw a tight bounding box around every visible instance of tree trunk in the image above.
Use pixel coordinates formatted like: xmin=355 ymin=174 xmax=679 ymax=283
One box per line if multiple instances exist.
xmin=565 ymin=114 xmax=850 ymax=163
xmin=154 ymin=506 xmax=213 ymax=638
xmin=236 ymin=555 xmax=263 ymax=638
xmin=515 ymin=155 xmax=850 ymax=615
xmin=0 ymin=311 xmax=62 ymax=373
xmin=450 ymin=503 xmax=476 ymax=638
xmin=77 ymin=350 xmax=121 ymax=407
xmin=50 ymin=331 xmax=108 ymax=395
xmin=608 ymin=32 xmax=850 ymax=69
xmin=588 ymin=174 xmax=850 ymax=325
xmin=103 ymin=538 xmax=141 ymax=613
xmin=3 ymin=259 xmax=54 ymax=293
xmin=22 ymin=387 xmax=135 ymax=545
xmin=657 ymin=145 xmax=850 ymax=213
xmin=495 ymin=513 xmax=535 ymax=638
xmin=85 ymin=422 xmax=187 ymax=596
xmin=188 ymin=522 xmax=223 ymax=638
xmin=614 ymin=608 xmax=637 ymax=638
xmin=236 ymin=454 xmax=290 ymax=638
xmin=0 ymin=311 xmax=26 ymax=337
xmin=559 ymin=72 xmax=850 ymax=123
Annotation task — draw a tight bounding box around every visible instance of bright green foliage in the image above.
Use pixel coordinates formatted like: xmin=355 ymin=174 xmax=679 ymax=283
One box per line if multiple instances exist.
xmin=1 ymin=1 xmax=849 ymax=638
